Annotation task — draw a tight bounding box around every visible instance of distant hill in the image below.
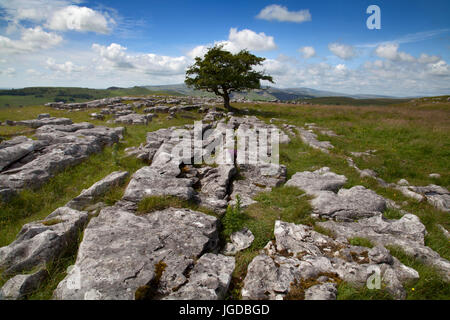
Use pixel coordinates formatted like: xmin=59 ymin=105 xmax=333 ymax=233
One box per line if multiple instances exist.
xmin=143 ymin=84 xmax=396 ymax=101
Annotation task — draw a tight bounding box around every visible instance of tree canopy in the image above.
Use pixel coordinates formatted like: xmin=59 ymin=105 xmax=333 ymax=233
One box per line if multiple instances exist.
xmin=185 ymin=45 xmax=274 ymax=110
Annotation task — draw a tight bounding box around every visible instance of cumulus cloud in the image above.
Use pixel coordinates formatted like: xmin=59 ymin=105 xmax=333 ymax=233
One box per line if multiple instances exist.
xmin=46 ymin=58 xmax=84 ymax=73
xmin=256 ymin=4 xmax=311 ymax=23
xmin=298 ymin=46 xmax=316 ymax=59
xmin=47 ymin=5 xmax=114 ymax=34
xmin=187 ymin=28 xmax=277 ymax=59
xmin=0 ymin=27 xmax=62 ymax=53
xmin=374 ymin=43 xmax=415 ymax=62
xmin=328 ymin=43 xmax=357 ymax=60
xmin=92 ymin=43 xmax=189 ymax=76
xmin=0 ymin=0 xmax=114 ymax=34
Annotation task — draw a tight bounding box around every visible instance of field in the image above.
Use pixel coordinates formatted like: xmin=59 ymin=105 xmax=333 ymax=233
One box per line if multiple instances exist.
xmin=0 ymin=94 xmax=449 ymax=300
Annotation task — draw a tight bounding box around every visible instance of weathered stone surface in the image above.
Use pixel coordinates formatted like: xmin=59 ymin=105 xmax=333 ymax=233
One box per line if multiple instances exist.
xmin=37 ymin=113 xmax=50 ymax=120
xmin=0 ymin=207 xmax=88 ymax=275
xmin=0 ymin=124 xmax=123 ymax=197
xmin=318 ymin=214 xmax=450 ymax=281
xmin=311 ymin=186 xmax=387 ymax=221
xmin=304 ymin=283 xmax=337 ymax=300
xmin=223 ymin=228 xmax=254 ymax=256
xmin=198 ymin=165 xmax=236 ymax=212
xmin=114 ymin=113 xmax=152 ymax=125
xmin=14 ymin=117 xmax=73 ymax=129
xmin=53 ymin=207 xmax=220 ymax=300
xmin=242 ymin=220 xmax=418 ymax=300
xmin=122 ymin=166 xmax=196 ymax=203
xmin=229 ymin=163 xmax=287 ymax=207
xmin=298 ymin=128 xmax=333 ymax=153
xmin=286 ymin=167 xmax=347 ymax=196
xmin=0 ymin=269 xmax=48 ymax=300
xmin=409 ymin=185 xmax=450 ymax=212
xmin=0 ymin=136 xmax=37 ymax=171
xmin=67 ymin=171 xmax=129 ymax=210
xmin=165 ymin=253 xmax=235 ymax=300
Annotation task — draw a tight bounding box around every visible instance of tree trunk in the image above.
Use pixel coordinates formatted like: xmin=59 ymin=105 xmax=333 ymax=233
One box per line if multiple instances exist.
xmin=223 ymin=92 xmax=231 ymax=110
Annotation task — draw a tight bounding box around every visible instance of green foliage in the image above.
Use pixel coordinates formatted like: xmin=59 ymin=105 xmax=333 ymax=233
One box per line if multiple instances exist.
xmin=185 ymin=45 xmax=274 ymax=109
xmin=386 ymin=246 xmax=450 ymax=300
xmin=222 ymin=195 xmax=245 ymax=238
xmin=337 ymin=282 xmax=393 ymax=300
xmin=348 ymin=237 xmax=374 ymax=248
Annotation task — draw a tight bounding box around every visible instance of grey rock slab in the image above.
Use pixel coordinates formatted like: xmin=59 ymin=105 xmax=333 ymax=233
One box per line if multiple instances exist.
xmin=165 ymin=253 xmax=235 ymax=300
xmin=122 ymin=166 xmax=196 ymax=203
xmin=67 ymin=171 xmax=129 ymax=210
xmin=0 ymin=269 xmax=48 ymax=300
xmin=14 ymin=117 xmax=73 ymax=129
xmin=318 ymin=214 xmax=450 ymax=281
xmin=53 ymin=207 xmax=219 ymax=300
xmin=241 ymin=220 xmax=418 ymax=300
xmin=311 ymin=185 xmax=387 ymax=221
xmin=223 ymin=228 xmax=254 ymax=256
xmin=304 ymin=283 xmax=337 ymax=300
xmin=0 ymin=207 xmax=88 ymax=275
xmin=285 ymin=167 xmax=347 ymax=196
xmin=0 ymin=136 xmax=37 ymax=171
xmin=298 ymin=128 xmax=333 ymax=153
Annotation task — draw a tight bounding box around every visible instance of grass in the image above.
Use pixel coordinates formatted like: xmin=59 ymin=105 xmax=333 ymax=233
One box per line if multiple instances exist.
xmin=0 ymin=95 xmax=449 ymax=300
xmin=386 ymin=246 xmax=450 ymax=300
xmin=348 ymin=237 xmax=374 ymax=248
xmin=137 ymin=195 xmax=217 ymax=218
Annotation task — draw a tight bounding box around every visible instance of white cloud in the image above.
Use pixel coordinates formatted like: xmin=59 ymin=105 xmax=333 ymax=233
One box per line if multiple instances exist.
xmin=224 ymin=28 xmax=277 ymax=52
xmin=328 ymin=43 xmax=357 ymax=60
xmin=0 ymin=27 xmax=62 ymax=54
xmin=256 ymin=4 xmax=311 ymax=23
xmin=47 ymin=5 xmax=114 ymax=34
xmin=0 ymin=67 xmax=16 ymax=76
xmin=46 ymin=58 xmax=84 ymax=73
xmin=187 ymin=28 xmax=277 ymax=59
xmin=92 ymin=43 xmax=189 ymax=76
xmin=298 ymin=46 xmax=316 ymax=59
xmin=375 ymin=43 xmax=416 ymax=62
xmin=417 ymin=53 xmax=441 ymax=64
xmin=0 ymin=1 xmax=114 ymax=34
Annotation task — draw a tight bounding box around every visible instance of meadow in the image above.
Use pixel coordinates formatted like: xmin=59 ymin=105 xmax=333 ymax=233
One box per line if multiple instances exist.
xmin=0 ymin=95 xmax=448 ymax=300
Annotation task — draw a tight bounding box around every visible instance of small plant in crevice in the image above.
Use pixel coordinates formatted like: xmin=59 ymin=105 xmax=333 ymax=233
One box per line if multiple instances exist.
xmin=222 ymin=195 xmax=245 ymax=238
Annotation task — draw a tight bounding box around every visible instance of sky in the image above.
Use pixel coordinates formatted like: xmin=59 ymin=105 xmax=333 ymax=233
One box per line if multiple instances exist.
xmin=0 ymin=0 xmax=449 ymax=96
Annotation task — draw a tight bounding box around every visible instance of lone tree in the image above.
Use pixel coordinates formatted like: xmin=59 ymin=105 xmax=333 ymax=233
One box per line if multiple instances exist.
xmin=185 ymin=45 xmax=274 ymax=110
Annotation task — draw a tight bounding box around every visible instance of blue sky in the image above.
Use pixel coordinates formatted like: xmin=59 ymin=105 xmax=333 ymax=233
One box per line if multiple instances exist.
xmin=0 ymin=0 xmax=449 ymax=96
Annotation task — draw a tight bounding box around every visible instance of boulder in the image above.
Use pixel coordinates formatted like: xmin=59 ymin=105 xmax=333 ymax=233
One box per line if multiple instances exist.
xmin=241 ymin=220 xmax=419 ymax=300
xmin=165 ymin=253 xmax=235 ymax=300
xmin=53 ymin=207 xmax=220 ymax=300
xmin=318 ymin=214 xmax=450 ymax=281
xmin=66 ymin=171 xmax=129 ymax=210
xmin=0 ymin=136 xmax=37 ymax=171
xmin=285 ymin=167 xmax=347 ymax=196
xmin=0 ymin=207 xmax=88 ymax=275
xmin=223 ymin=228 xmax=255 ymax=256
xmin=311 ymin=186 xmax=387 ymax=221
xmin=0 ymin=269 xmax=48 ymax=300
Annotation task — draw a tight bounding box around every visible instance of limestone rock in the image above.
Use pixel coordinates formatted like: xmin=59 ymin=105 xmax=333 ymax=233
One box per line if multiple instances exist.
xmin=0 ymin=207 xmax=88 ymax=275
xmin=318 ymin=214 xmax=450 ymax=281
xmin=0 ymin=269 xmax=48 ymax=300
xmin=223 ymin=228 xmax=254 ymax=255
xmin=67 ymin=171 xmax=129 ymax=210
xmin=285 ymin=167 xmax=347 ymax=196
xmin=311 ymin=186 xmax=387 ymax=221
xmin=241 ymin=220 xmax=418 ymax=300
xmin=53 ymin=207 xmax=219 ymax=300
xmin=165 ymin=253 xmax=235 ymax=300
xmin=304 ymin=283 xmax=337 ymax=300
